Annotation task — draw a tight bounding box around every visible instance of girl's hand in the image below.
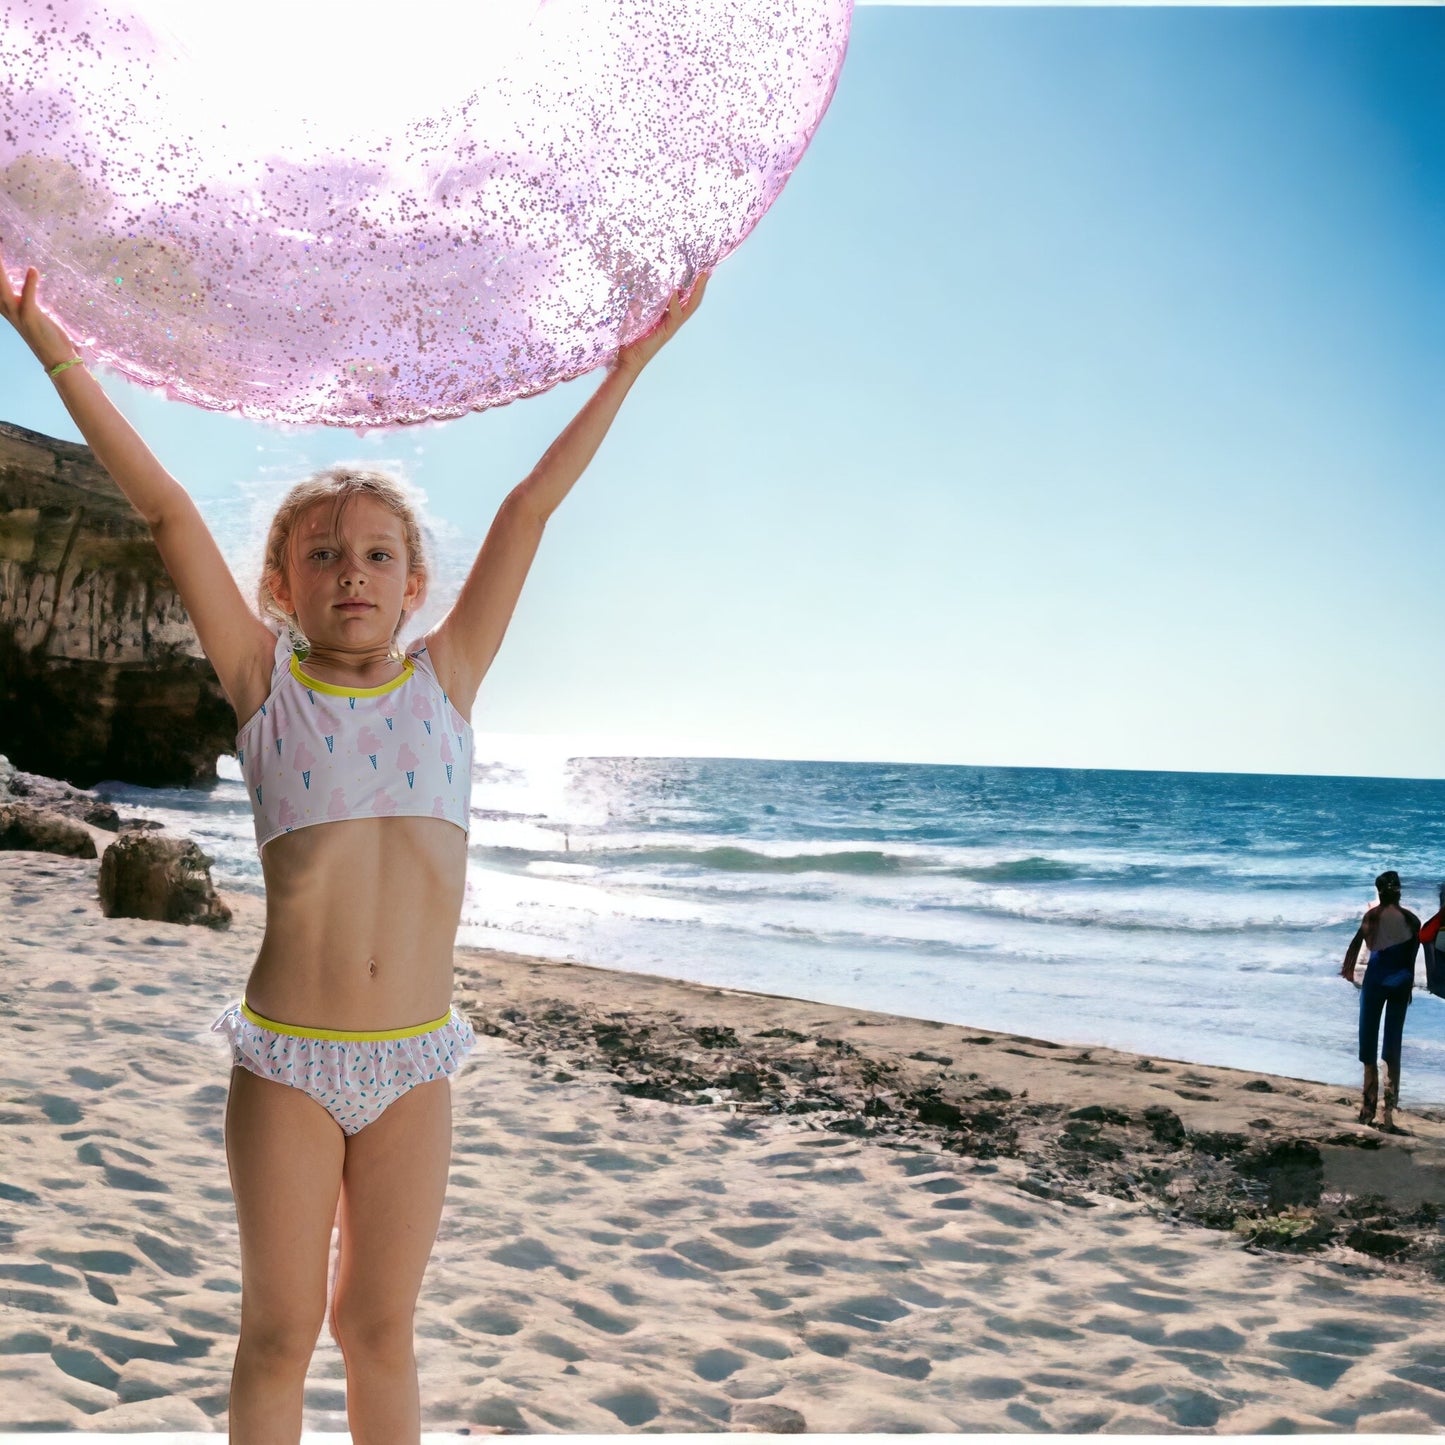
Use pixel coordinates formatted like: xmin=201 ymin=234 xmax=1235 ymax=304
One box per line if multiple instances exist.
xmin=0 ymin=248 xmax=80 ymax=372
xmin=613 ymin=270 xmax=709 ymax=379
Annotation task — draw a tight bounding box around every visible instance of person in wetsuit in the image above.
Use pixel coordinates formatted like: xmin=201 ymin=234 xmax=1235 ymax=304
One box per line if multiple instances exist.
xmin=1341 ymin=870 xmax=1420 ymax=1132
xmin=1418 ymin=881 xmax=1445 ymax=999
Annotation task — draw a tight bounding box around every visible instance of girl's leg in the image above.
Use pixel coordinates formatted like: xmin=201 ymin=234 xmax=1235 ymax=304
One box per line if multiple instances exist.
xmin=224 ymin=1065 xmax=347 ymax=1444
xmin=330 ymin=1076 xmax=452 ymax=1445
xmin=1359 ymin=1065 xmax=1379 ymax=1125
xmin=1380 ymin=986 xmax=1412 ymax=1129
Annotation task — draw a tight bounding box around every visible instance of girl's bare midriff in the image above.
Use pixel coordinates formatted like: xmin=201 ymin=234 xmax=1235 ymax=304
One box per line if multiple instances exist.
xmin=243 ymin=815 xmax=468 ymax=1031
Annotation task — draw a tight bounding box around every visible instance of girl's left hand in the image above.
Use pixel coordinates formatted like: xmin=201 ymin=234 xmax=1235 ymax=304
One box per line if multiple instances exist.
xmin=613 ymin=271 xmax=709 ymax=378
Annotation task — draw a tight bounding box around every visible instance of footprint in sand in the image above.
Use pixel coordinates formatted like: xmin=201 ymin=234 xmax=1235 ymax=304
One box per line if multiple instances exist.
xmin=693 ymin=1346 xmax=748 ymax=1380
xmin=66 ymin=1067 xmax=124 ymax=1090
xmin=821 ymin=1293 xmax=910 ymax=1332
xmin=38 ymin=1246 xmax=141 ymax=1276
xmin=822 ymin=1219 xmax=882 ymax=1241
xmin=672 ymin=1238 xmax=751 ymax=1272
xmin=531 ymin=1331 xmax=587 ymax=1362
xmin=134 ymin=1232 xmax=199 ymax=1277
xmin=859 ymin=1350 xmax=933 ymax=1380
xmin=489 ymin=1237 xmax=580 ymax=1280
xmin=457 ymin=1303 xmax=525 ymax=1335
xmin=74 ymin=1140 xmax=169 ymax=1193
xmin=712 ymin=1222 xmax=792 ymax=1249
xmin=592 ymin=1385 xmax=659 ymax=1426
xmin=751 ymin=1288 xmax=791 ymax=1311
xmin=569 ymin=1300 xmax=637 ymax=1335
xmin=733 ymin=1334 xmax=793 ymax=1359
xmin=1101 ymin=1281 xmax=1197 ymax=1315
xmin=32 ymin=1093 xmax=83 ymax=1125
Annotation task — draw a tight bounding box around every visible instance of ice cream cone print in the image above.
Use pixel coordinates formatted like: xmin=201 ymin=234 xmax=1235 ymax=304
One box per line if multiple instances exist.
xmin=349 ymin=697 xmax=357 ymax=709
xmin=411 ymin=694 xmax=434 ymax=735
xmin=446 ymin=764 xmax=453 ymax=783
xmin=277 ymin=797 xmax=298 ymax=830
xmin=275 ymin=736 xmax=283 ymax=755
xmin=357 ymin=726 xmax=381 ymax=770
xmin=293 ymin=742 xmax=317 ymax=790
xmin=255 ymin=785 xmax=262 ymax=805
xmin=383 ymin=715 xmax=394 ymax=731
xmin=324 ymin=735 xmax=334 ymax=753
xmin=375 ymin=788 xmax=398 ymax=815
xmin=237 ymin=747 xmax=245 ymax=767
xmin=398 ymin=742 xmax=419 ymax=789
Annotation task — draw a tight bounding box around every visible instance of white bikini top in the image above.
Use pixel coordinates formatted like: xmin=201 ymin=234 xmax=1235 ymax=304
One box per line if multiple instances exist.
xmin=235 ymin=630 xmax=474 ymax=850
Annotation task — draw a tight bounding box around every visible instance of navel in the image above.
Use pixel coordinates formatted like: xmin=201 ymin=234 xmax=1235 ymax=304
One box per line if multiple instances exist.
xmin=367 ymin=957 xmax=378 ymax=977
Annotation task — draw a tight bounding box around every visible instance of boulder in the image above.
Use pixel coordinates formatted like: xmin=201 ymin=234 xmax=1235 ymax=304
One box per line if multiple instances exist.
xmin=0 ymin=419 xmax=235 ymax=787
xmin=0 ymin=752 xmax=137 ymax=830
xmin=98 ymin=831 xmax=232 ymax=929
xmin=0 ymin=800 xmax=97 ymax=857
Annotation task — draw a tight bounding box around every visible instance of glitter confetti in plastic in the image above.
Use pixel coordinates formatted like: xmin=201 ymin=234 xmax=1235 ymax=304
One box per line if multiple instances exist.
xmin=0 ymin=0 xmax=852 ymax=428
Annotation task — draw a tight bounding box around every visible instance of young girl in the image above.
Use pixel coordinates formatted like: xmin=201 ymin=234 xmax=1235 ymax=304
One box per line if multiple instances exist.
xmin=0 ymin=247 xmax=706 ymax=1442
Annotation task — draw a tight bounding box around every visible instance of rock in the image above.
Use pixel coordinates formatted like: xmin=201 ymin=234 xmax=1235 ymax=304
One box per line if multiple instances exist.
xmin=0 ymin=419 xmax=235 ymax=787
xmin=98 ymin=832 xmax=231 ymax=929
xmin=1238 ymin=1139 xmax=1323 ymax=1210
xmin=1069 ymin=1104 xmax=1130 ymax=1125
xmin=1143 ymin=1105 xmax=1187 ymax=1147
xmin=910 ymin=1090 xmax=964 ymax=1128
xmin=0 ymin=800 xmax=98 ymax=856
xmin=732 ymin=1401 xmax=807 ymax=1433
xmin=1345 ymin=1225 xmax=1412 ymax=1258
xmin=1190 ymin=1130 xmax=1249 ymax=1158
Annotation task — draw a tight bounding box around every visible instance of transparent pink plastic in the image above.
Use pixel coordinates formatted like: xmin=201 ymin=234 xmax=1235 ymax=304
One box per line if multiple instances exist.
xmin=0 ymin=0 xmax=852 ymax=428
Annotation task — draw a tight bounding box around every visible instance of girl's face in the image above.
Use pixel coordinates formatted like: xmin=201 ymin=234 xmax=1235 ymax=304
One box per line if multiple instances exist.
xmin=272 ymin=493 xmax=423 ymax=647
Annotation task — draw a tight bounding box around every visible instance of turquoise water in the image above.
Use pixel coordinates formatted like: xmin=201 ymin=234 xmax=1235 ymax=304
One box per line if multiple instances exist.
xmin=101 ymin=755 xmax=1445 ymax=1104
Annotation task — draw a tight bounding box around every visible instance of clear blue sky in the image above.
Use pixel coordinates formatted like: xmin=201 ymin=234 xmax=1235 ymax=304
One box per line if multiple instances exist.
xmin=4 ymin=6 xmax=1443 ymax=776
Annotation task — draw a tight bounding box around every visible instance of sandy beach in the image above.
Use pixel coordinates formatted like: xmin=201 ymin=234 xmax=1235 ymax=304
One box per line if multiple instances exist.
xmin=8 ymin=842 xmax=1445 ymax=1435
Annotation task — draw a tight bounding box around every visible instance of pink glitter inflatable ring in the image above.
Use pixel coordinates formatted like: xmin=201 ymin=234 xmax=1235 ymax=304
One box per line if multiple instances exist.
xmin=0 ymin=0 xmax=852 ymax=428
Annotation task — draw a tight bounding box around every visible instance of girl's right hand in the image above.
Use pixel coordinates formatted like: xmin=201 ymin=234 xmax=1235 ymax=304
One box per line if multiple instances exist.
xmin=0 ymin=247 xmax=80 ymax=372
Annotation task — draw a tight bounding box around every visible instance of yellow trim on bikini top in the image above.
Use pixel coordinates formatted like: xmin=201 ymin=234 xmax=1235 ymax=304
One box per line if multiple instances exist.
xmin=289 ymin=654 xmax=415 ymax=698
xmin=241 ymin=998 xmax=453 ymax=1041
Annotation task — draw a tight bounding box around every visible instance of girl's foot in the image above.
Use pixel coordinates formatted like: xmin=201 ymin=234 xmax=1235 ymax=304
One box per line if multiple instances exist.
xmin=1357 ymin=1106 xmax=1377 ymax=1126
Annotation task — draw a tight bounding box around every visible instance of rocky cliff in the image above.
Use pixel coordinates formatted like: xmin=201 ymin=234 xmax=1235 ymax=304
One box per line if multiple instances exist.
xmin=0 ymin=419 xmax=234 ymax=787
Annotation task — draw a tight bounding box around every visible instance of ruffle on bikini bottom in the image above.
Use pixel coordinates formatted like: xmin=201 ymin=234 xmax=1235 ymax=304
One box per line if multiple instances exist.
xmin=210 ymin=1000 xmax=477 ymax=1133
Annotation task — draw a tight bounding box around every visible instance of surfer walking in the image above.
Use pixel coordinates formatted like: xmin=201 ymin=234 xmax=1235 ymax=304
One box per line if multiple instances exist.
xmin=1341 ymin=870 xmax=1420 ymax=1133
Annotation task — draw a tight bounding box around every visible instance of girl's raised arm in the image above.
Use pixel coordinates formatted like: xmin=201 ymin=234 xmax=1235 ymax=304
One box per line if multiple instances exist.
xmin=425 ymin=274 xmax=709 ymax=716
xmin=1 ymin=252 xmax=275 ymax=715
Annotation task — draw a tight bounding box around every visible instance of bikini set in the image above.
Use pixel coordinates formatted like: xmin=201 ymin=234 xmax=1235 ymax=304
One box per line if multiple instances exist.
xmin=211 ymin=630 xmax=477 ymax=1134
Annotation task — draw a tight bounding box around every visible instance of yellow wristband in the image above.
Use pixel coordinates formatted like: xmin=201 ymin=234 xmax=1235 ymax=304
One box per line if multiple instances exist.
xmin=48 ymin=357 xmax=84 ymax=379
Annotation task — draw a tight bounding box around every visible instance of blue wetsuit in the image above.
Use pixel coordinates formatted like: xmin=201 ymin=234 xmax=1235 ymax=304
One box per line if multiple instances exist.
xmin=1359 ymin=935 xmax=1417 ymax=1068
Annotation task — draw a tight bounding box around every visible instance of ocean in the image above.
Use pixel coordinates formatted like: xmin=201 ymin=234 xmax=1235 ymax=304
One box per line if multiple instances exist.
xmin=98 ymin=752 xmax=1445 ymax=1104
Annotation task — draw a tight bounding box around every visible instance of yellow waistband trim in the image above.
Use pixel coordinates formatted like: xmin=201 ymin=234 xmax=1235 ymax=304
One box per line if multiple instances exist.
xmin=240 ymin=998 xmax=455 ymax=1041
xmin=290 ymin=654 xmax=415 ymax=698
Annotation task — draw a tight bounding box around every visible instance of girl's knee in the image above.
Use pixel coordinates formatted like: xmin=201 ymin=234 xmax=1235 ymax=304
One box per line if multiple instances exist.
xmin=238 ymin=1313 xmax=326 ymax=1366
xmin=330 ymin=1301 xmax=416 ymax=1360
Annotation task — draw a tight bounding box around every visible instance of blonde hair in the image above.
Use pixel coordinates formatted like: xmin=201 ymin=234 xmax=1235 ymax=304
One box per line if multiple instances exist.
xmin=257 ymin=468 xmax=429 ymax=659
